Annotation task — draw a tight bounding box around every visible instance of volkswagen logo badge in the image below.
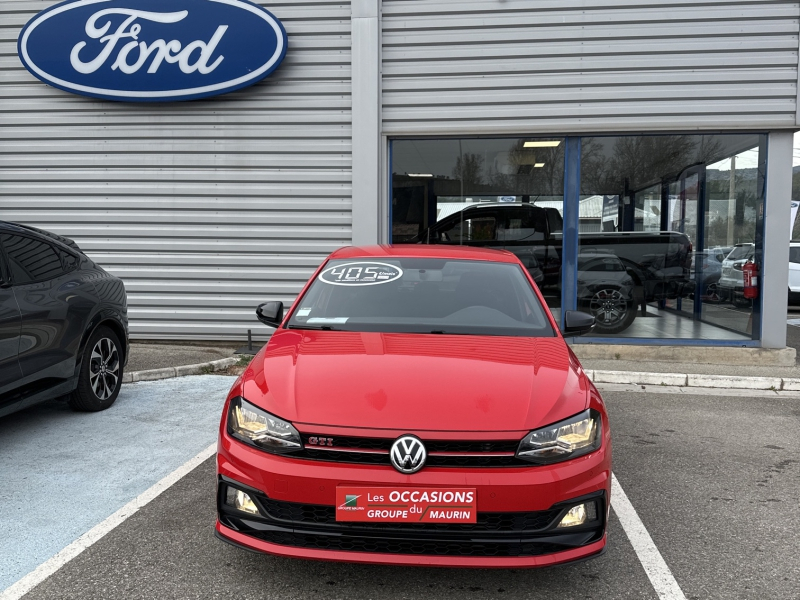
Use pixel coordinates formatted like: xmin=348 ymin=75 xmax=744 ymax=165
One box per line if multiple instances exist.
xmin=390 ymin=435 xmax=427 ymax=474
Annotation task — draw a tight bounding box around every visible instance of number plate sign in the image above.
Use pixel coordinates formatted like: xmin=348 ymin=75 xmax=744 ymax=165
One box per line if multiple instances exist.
xmin=335 ymin=486 xmax=477 ymax=523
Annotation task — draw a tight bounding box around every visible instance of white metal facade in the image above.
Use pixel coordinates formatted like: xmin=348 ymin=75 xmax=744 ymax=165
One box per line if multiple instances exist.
xmin=381 ymin=0 xmax=800 ymax=135
xmin=1 ymin=0 xmax=799 ymax=341
xmin=0 ymin=0 xmax=352 ymax=340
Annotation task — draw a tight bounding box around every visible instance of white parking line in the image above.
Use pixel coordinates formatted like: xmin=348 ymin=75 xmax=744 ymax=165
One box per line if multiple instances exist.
xmin=0 ymin=443 xmax=216 ymax=600
xmin=612 ymin=473 xmax=687 ymax=600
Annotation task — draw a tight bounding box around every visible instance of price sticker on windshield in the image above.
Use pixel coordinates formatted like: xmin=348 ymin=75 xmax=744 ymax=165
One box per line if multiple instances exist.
xmin=319 ymin=262 xmax=403 ymax=286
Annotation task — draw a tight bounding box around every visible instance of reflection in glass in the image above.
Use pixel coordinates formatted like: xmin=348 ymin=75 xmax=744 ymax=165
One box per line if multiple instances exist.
xmin=392 ymin=138 xmax=566 ymax=318
xmin=579 ymin=134 xmax=765 ymax=340
xmin=392 ymin=134 xmax=765 ymax=341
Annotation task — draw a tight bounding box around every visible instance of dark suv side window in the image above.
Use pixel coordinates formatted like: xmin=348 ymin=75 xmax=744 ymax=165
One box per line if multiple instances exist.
xmin=498 ymin=207 xmax=548 ymax=242
xmin=0 ymin=233 xmax=65 ymax=285
xmin=438 ymin=215 xmax=498 ymax=243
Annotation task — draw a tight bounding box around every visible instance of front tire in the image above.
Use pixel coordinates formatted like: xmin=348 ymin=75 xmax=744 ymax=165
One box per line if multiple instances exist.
xmin=69 ymin=326 xmax=123 ymax=412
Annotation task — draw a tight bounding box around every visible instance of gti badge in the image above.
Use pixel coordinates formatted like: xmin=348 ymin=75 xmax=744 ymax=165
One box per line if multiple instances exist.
xmin=390 ymin=435 xmax=427 ymax=474
xmin=17 ymin=0 xmax=288 ymax=102
xmin=308 ymin=437 xmax=333 ymax=447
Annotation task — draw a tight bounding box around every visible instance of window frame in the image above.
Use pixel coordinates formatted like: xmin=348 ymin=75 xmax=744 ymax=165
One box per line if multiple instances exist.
xmin=57 ymin=245 xmax=80 ymax=274
xmin=0 ymin=239 xmax=9 ymax=287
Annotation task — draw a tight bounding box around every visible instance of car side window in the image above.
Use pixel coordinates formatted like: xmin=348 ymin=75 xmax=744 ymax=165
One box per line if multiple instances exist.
xmin=497 ymin=208 xmax=548 ymax=242
xmin=790 ymin=247 xmax=800 ymax=264
xmin=0 ymin=233 xmax=66 ymax=285
xmin=438 ymin=216 xmax=497 ymax=243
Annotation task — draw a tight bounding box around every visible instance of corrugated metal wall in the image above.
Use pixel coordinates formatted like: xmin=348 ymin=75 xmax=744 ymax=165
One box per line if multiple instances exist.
xmin=382 ymin=0 xmax=800 ymax=135
xmin=0 ymin=0 xmax=352 ymax=340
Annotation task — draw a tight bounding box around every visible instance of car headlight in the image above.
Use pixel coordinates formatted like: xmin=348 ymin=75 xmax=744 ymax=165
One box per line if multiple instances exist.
xmin=516 ymin=409 xmax=601 ymax=464
xmin=227 ymin=396 xmax=303 ymax=454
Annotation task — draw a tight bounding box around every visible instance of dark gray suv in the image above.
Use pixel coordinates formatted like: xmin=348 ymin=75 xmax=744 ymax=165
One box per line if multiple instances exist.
xmin=0 ymin=222 xmax=128 ymax=417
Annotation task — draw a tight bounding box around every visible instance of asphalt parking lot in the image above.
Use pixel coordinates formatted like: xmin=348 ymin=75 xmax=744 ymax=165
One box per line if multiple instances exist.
xmin=2 ymin=378 xmax=799 ymax=600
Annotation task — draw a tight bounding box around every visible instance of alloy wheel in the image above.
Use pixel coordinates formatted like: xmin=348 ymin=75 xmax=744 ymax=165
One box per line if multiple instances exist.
xmin=89 ymin=337 xmax=120 ymax=400
xmin=589 ymin=288 xmax=628 ymax=325
xmin=704 ymin=282 xmax=721 ymax=303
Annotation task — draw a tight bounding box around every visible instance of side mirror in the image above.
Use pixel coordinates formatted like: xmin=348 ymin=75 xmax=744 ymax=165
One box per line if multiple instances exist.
xmin=256 ymin=301 xmax=284 ymax=328
xmin=562 ymin=310 xmax=596 ymax=336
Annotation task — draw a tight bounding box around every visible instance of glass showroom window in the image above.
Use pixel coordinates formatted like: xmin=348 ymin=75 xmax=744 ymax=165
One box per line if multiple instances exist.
xmin=391 ymin=138 xmax=566 ymax=317
xmin=577 ymin=134 xmax=765 ymax=339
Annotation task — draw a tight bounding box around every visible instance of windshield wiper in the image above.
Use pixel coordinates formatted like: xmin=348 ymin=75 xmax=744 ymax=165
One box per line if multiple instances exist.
xmin=287 ymin=324 xmax=341 ymax=331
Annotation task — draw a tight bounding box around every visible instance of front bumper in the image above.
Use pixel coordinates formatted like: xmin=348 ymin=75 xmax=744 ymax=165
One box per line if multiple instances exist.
xmin=216 ymin=430 xmax=611 ymax=568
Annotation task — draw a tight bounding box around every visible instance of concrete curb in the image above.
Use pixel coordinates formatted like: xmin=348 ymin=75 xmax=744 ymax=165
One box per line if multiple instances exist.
xmin=119 ymin=357 xmax=796 ymax=391
xmin=573 ymin=344 xmax=796 ymax=367
xmin=590 ymin=369 xmax=797 ymax=391
xmin=121 ymin=357 xmax=239 ymax=384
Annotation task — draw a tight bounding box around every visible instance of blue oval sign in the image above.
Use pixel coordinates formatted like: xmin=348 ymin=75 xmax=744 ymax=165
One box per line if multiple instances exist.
xmin=18 ymin=0 xmax=288 ymax=102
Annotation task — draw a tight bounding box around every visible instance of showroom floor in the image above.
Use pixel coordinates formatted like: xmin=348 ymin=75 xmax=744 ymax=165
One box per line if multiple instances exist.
xmin=551 ymin=302 xmax=751 ymax=341
xmin=594 ymin=303 xmax=751 ymax=341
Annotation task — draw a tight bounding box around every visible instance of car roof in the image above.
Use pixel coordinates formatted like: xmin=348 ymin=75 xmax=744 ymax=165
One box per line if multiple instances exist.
xmin=329 ymin=244 xmax=519 ymax=263
xmin=0 ymin=221 xmax=29 ymax=233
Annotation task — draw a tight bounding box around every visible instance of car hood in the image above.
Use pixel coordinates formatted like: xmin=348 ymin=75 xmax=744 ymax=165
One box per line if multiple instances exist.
xmin=241 ymin=329 xmax=589 ymax=433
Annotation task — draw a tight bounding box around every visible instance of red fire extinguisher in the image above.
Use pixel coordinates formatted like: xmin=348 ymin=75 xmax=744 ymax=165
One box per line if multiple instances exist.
xmin=743 ymin=260 xmax=758 ymax=299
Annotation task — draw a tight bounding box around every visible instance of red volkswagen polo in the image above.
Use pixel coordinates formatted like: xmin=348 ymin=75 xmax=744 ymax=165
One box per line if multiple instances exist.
xmin=216 ymin=245 xmax=611 ymax=568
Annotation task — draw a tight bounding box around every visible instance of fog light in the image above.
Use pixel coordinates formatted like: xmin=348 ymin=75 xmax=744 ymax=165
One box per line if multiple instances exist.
xmin=557 ymin=501 xmax=597 ymax=528
xmin=225 ymin=487 xmax=260 ymax=515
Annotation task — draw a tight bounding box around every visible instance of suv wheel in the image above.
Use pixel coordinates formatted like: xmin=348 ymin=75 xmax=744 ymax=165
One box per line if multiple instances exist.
xmin=586 ymin=288 xmax=637 ymax=334
xmin=69 ymin=326 xmax=123 ymax=412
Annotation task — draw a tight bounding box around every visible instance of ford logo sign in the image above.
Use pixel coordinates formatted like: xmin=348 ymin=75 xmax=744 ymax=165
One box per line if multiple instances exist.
xmin=17 ymin=0 xmax=288 ymax=102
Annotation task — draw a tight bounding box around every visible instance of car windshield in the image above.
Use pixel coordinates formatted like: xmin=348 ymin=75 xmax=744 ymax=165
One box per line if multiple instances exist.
xmin=287 ymin=258 xmax=555 ymax=337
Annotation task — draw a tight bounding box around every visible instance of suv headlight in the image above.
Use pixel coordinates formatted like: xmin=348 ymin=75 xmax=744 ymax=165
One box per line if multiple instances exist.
xmin=227 ymin=396 xmax=303 ymax=454
xmin=516 ymin=409 xmax=601 ymax=464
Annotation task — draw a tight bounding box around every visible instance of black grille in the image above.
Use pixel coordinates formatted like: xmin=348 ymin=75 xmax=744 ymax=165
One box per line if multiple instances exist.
xmin=297 ymin=434 xmax=527 ymax=468
xmin=302 ymin=448 xmax=390 ymax=464
xmin=218 ymin=485 xmax=607 ymax=559
xmin=258 ymin=496 xmax=561 ymax=532
xmin=427 ymin=440 xmax=519 ymax=453
xmin=426 ymin=454 xmax=523 ymax=468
